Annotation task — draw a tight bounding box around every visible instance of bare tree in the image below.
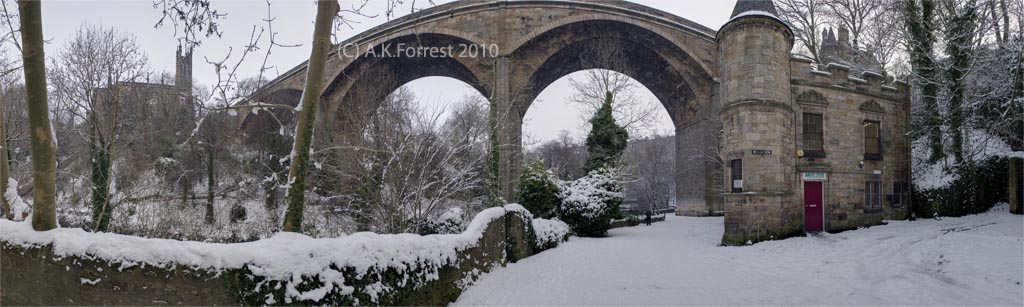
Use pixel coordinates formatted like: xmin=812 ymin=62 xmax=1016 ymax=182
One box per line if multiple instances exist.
xmin=530 ymin=130 xmax=586 ymax=180
xmin=334 ymin=88 xmax=483 ymax=233
xmin=903 ymin=0 xmax=945 ymax=163
xmin=941 ymin=0 xmax=981 ymax=163
xmin=860 ymin=1 xmax=903 ymax=73
xmin=776 ymin=0 xmax=829 ymax=62
xmin=622 ymin=135 xmax=675 ymax=215
xmin=152 ymin=0 xmax=225 ymax=49
xmin=49 ymin=25 xmax=149 ymax=231
xmin=823 ymin=0 xmax=884 ymax=49
xmin=569 ymin=41 xmax=663 ymax=137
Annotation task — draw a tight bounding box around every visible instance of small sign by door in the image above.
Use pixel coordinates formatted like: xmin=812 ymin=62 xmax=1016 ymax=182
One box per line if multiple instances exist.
xmin=802 ymin=172 xmax=827 ymax=181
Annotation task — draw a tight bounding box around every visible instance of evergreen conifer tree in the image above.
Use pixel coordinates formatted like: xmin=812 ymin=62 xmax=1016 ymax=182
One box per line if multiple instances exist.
xmin=584 ymin=91 xmax=629 ymax=173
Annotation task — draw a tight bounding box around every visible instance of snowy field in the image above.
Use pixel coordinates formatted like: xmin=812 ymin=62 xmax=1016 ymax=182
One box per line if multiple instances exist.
xmin=455 ymin=206 xmax=1024 ymax=306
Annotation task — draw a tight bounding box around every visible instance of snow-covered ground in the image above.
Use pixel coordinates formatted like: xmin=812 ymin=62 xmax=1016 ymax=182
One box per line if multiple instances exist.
xmin=455 ymin=206 xmax=1024 ymax=306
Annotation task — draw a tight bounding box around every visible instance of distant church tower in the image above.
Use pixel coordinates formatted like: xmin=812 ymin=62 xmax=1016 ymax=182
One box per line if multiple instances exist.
xmin=175 ymin=44 xmax=193 ymax=93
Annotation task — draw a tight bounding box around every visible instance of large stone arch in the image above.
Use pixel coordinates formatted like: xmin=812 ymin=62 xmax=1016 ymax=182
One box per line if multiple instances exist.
xmin=246 ymin=0 xmax=723 ymax=213
xmin=499 ymin=18 xmax=720 ymax=212
xmin=317 ymin=33 xmax=493 ymax=145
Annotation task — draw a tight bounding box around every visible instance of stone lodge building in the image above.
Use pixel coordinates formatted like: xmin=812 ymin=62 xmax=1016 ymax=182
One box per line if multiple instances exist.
xmin=718 ymin=0 xmax=911 ymax=244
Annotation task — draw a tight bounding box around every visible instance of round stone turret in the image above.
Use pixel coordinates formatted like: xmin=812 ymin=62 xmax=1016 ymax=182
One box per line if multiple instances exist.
xmin=718 ymin=0 xmax=794 ymax=110
xmin=717 ymin=0 xmax=795 ymax=193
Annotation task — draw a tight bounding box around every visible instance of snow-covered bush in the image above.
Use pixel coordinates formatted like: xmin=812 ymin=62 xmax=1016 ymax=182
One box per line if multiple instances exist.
xmin=418 ymin=207 xmax=467 ymax=235
xmin=518 ymin=160 xmax=560 ymax=219
xmin=556 ymin=168 xmax=623 ymax=237
xmin=531 ymin=218 xmax=570 ymax=250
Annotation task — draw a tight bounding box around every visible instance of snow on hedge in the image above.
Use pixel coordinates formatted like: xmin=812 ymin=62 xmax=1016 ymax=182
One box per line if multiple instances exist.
xmin=912 ymin=129 xmax=1016 ymax=190
xmin=503 ymin=203 xmax=532 ymax=218
xmin=532 ymin=218 xmax=570 ymax=249
xmin=0 ymin=206 xmax=510 ymax=303
xmin=557 ymin=171 xmax=622 ymax=219
xmin=1 ymin=202 xmax=574 ymax=304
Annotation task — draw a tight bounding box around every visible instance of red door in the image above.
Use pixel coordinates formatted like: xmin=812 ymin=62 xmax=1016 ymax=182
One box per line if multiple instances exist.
xmin=804 ymin=181 xmax=823 ymax=232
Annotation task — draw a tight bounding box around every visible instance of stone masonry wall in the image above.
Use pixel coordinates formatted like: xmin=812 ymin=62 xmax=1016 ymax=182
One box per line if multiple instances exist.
xmin=0 ymin=207 xmax=559 ymax=306
xmin=790 ymin=58 xmax=912 ymax=231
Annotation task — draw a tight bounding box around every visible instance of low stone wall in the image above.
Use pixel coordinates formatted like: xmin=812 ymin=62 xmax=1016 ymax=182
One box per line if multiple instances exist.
xmin=0 ymin=205 xmax=566 ymax=306
xmin=609 ymin=215 xmax=666 ymax=229
xmin=722 ymin=192 xmax=803 ymax=245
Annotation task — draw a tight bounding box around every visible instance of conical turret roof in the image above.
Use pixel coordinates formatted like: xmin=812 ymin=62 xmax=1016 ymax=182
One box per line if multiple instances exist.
xmin=730 ymin=0 xmax=779 ymax=18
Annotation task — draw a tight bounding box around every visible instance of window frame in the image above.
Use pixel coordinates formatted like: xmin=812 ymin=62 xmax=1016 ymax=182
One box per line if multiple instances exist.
xmin=863 ymin=120 xmax=883 ymax=161
xmin=864 ymin=180 xmax=882 ymax=212
xmin=801 ymin=112 xmax=825 ymax=157
xmin=892 ymin=181 xmax=906 ymax=208
xmin=730 ymin=159 xmax=743 ymax=193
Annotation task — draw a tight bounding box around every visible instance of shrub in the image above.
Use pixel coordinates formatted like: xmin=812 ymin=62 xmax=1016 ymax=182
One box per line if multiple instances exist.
xmin=556 ymin=168 xmax=623 ymax=237
xmin=517 ymin=160 xmax=560 ymax=219
xmin=229 ymin=205 xmax=247 ymax=223
xmin=913 ymin=156 xmax=1009 ymax=218
xmin=418 ymin=207 xmax=466 ymax=235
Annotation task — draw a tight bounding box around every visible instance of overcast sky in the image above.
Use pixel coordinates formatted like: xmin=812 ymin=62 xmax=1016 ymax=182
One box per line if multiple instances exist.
xmin=30 ymin=0 xmax=737 ymax=145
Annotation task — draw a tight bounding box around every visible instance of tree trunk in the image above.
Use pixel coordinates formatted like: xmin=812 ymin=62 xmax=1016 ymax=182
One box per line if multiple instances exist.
xmin=943 ymin=1 xmax=976 ymax=164
xmin=1011 ymin=158 xmax=1022 ymax=214
xmin=1010 ymin=38 xmax=1023 ymax=215
xmin=18 ymin=0 xmax=57 ymax=231
xmin=264 ymin=179 xmax=279 ymax=225
xmin=282 ymin=0 xmax=338 ymax=233
xmin=89 ymin=136 xmax=113 ymax=232
xmin=903 ymin=0 xmax=943 ymax=163
xmin=205 ymin=142 xmax=215 ymax=224
xmin=1 ymin=85 xmax=11 ymax=220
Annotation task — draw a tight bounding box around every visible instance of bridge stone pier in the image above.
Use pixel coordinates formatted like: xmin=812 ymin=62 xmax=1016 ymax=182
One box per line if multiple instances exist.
xmin=247 ymin=0 xmax=727 ymax=215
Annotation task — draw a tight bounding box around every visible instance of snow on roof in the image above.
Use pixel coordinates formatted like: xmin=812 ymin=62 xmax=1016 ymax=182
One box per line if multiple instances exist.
xmin=825 ymin=62 xmax=851 ymax=70
xmin=728 ymin=10 xmax=783 ymax=24
xmin=848 ymin=77 xmax=868 ymax=84
xmin=862 ymin=71 xmax=884 ymax=79
xmin=791 ymin=53 xmax=814 ymax=62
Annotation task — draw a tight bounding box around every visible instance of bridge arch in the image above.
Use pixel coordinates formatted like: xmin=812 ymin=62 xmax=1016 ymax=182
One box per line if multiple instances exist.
xmin=317 ymin=33 xmax=493 ymax=144
xmin=249 ymin=0 xmax=724 ymax=212
xmin=498 ymin=18 xmax=719 ymax=210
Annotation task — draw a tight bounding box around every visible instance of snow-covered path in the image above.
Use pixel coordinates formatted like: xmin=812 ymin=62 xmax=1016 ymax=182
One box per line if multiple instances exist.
xmin=455 ymin=207 xmax=1024 ymax=306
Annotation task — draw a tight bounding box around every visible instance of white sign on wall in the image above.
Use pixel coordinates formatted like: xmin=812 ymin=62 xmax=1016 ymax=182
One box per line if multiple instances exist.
xmin=802 ymin=172 xmax=828 ymax=181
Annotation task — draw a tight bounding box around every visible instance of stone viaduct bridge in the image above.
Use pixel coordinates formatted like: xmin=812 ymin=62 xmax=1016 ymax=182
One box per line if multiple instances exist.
xmin=247 ymin=0 xmax=727 ymax=214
